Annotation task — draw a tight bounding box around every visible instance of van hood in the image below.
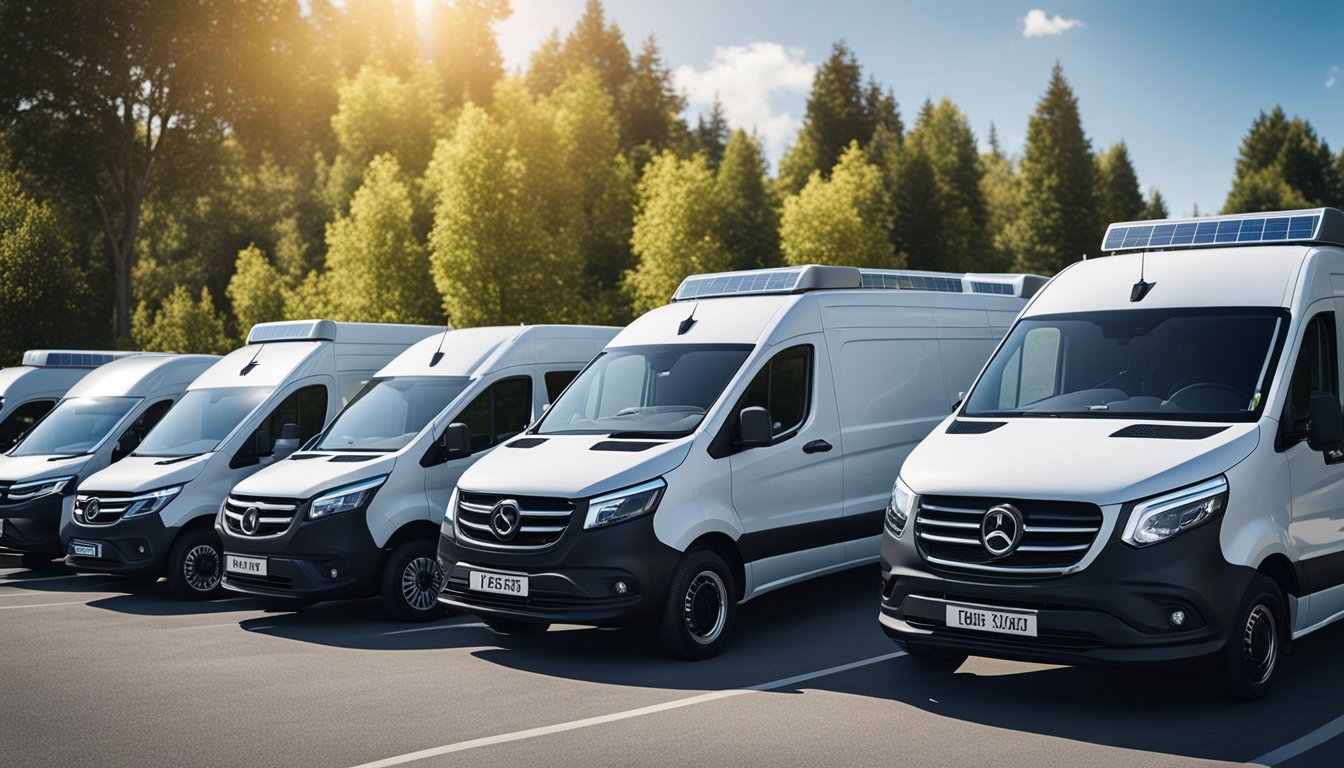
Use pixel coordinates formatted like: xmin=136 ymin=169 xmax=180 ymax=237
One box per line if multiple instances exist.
xmin=230 ymin=452 xmax=399 ymax=501
xmin=79 ymin=454 xmax=212 ymax=493
xmin=0 ymin=454 xmax=92 ymax=484
xmin=460 ymin=435 xmax=695 ymax=499
xmin=901 ymin=417 xmax=1262 ymax=505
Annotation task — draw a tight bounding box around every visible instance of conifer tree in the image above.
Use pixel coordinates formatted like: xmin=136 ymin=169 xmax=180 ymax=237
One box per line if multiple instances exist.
xmin=980 ymin=123 xmax=1020 ymax=272
xmin=619 ymin=36 xmax=688 ymax=163
xmin=1142 ymin=188 xmax=1169 ymax=220
xmin=715 ymin=130 xmax=781 ymax=271
xmin=1223 ymin=106 xmax=1341 ymax=213
xmin=900 ymin=98 xmax=989 ymax=271
xmin=694 ymin=97 xmax=730 ymax=171
xmin=1095 ymin=141 xmax=1144 ymax=231
xmin=428 ymin=0 xmax=510 ymax=108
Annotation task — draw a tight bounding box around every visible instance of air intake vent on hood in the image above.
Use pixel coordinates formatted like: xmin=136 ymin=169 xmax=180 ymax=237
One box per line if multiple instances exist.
xmin=590 ymin=440 xmax=659 ymax=452
xmin=506 ymin=438 xmax=548 ymax=449
xmin=1110 ymin=424 xmax=1229 ymax=440
xmin=328 ymin=454 xmax=379 ymax=462
xmin=945 ymin=420 xmax=1006 ymax=435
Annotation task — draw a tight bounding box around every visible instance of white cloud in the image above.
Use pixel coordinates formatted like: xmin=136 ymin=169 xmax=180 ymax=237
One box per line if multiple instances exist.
xmin=1328 ymin=66 xmax=1340 ymax=89
xmin=1022 ymin=9 xmax=1084 ymax=38
xmin=673 ymin=42 xmax=816 ymax=162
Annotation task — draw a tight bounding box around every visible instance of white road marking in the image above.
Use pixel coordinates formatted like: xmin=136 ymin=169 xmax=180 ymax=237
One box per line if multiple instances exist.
xmin=346 ymin=651 xmax=907 ymax=768
xmin=0 ymin=600 xmax=87 ymax=610
xmin=380 ymin=620 xmax=486 ymax=636
xmin=0 ymin=573 xmax=94 ymax=585
xmin=1250 ymin=712 xmax=1344 ymax=766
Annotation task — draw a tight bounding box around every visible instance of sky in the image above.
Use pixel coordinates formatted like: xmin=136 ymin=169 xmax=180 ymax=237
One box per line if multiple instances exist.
xmin=470 ymin=0 xmax=1344 ymax=219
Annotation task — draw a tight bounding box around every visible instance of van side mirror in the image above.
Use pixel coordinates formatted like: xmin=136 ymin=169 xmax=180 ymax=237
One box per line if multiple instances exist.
xmin=438 ymin=422 xmax=473 ymax=460
xmin=253 ymin=427 xmax=272 ymax=457
xmin=272 ymin=423 xmax=300 ymax=461
xmin=112 ymin=432 xmax=137 ymax=462
xmin=1307 ymin=392 xmax=1343 ymax=450
xmin=737 ymin=406 xmax=773 ymax=448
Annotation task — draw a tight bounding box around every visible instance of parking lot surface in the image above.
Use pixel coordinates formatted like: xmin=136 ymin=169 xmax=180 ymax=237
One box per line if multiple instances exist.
xmin=1 ymin=561 xmax=1341 ymax=768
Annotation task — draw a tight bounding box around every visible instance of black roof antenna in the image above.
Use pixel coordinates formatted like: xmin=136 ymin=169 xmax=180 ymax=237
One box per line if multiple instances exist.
xmin=239 ymin=344 xmax=263 ymax=376
xmin=430 ymin=315 xmax=452 ymax=367
xmin=678 ymin=304 xmax=698 ymax=335
xmin=1130 ymin=249 xmax=1156 ymax=302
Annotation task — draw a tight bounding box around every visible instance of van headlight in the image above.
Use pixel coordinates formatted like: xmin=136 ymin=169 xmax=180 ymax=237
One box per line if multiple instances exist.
xmin=6 ymin=475 xmax=76 ymax=502
xmin=886 ymin=477 xmax=918 ymax=538
xmin=122 ymin=485 xmax=183 ymax=518
xmin=1121 ymin=476 xmax=1228 ymax=547
xmin=308 ymin=475 xmax=388 ymax=520
xmin=584 ymin=478 xmax=666 ymax=529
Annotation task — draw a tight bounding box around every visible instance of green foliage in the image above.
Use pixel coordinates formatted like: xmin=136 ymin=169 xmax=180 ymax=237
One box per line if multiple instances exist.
xmin=715 ymin=131 xmax=781 ymax=271
xmin=1223 ymin=106 xmax=1341 ymax=213
xmin=897 ymin=99 xmax=990 ymax=272
xmin=324 ymin=154 xmax=441 ymax=324
xmin=1142 ymin=188 xmax=1169 ymax=220
xmin=694 ymin=98 xmax=730 ymax=171
xmin=226 ymin=246 xmax=287 ymax=339
xmin=980 ymin=126 xmax=1021 ymax=273
xmin=0 ymin=167 xmax=87 ymax=364
xmin=1007 ymin=63 xmax=1097 ymax=275
xmin=626 ymin=152 xmax=731 ymax=315
xmin=780 ymin=143 xmax=897 ymax=269
xmin=1095 ymin=142 xmax=1144 ymax=230
xmin=131 ymin=286 xmax=232 ymax=355
xmin=428 ymin=0 xmax=511 ymax=108
xmin=619 ymin=36 xmax=688 ymax=161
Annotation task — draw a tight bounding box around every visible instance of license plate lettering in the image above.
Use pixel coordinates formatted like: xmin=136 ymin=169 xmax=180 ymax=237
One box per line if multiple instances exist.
xmin=469 ymin=570 xmax=529 ymax=597
xmin=225 ymin=554 xmax=267 ymax=577
xmin=945 ymin=603 xmax=1037 ymax=637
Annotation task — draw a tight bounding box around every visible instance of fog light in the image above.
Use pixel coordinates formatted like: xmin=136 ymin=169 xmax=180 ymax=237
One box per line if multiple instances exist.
xmin=137 ymin=546 xmax=145 ymax=554
xmin=329 ymin=568 xmax=339 ymax=579
xmin=1169 ymin=609 xmax=1186 ymax=628
xmin=613 ymin=581 xmax=628 ymax=595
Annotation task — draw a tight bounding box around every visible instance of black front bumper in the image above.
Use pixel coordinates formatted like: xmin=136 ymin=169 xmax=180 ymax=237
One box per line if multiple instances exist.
xmin=63 ymin=512 xmax=173 ymax=575
xmin=217 ymin=503 xmax=383 ymax=600
xmin=0 ymin=493 xmax=68 ymax=554
xmin=437 ymin=511 xmax=681 ymax=627
xmin=879 ymin=519 xmax=1253 ymax=667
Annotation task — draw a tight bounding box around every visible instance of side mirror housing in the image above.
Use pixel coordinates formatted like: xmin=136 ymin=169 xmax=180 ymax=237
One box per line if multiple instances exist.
xmin=1308 ymin=392 xmax=1343 ymax=450
xmin=112 ymin=433 xmax=137 ymax=461
xmin=253 ymin=427 xmax=273 ymax=457
xmin=737 ymin=406 xmax=773 ymax=448
xmin=439 ymin=422 xmax=473 ymax=460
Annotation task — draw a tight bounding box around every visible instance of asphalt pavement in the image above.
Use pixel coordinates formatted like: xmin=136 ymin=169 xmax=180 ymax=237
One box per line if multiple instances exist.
xmin=1 ymin=561 xmax=1341 ymax=768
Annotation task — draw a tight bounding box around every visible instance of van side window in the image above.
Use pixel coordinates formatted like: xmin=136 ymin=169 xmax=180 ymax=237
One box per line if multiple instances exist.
xmin=741 ymin=345 xmax=812 ymax=439
xmin=263 ymin=385 xmax=329 ymax=448
xmin=115 ymin=399 xmax=174 ymax=457
xmin=0 ymin=399 xmax=55 ymax=452
xmin=1288 ymin=312 xmax=1338 ymax=420
xmin=544 ymin=370 xmax=579 ymax=403
xmin=997 ymin=327 xmax=1061 ymax=409
xmin=458 ymin=376 xmax=534 ymax=451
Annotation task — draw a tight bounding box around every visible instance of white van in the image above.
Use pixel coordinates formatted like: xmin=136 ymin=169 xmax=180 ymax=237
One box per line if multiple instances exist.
xmin=881 ymin=207 xmax=1344 ymax=699
xmin=66 ymin=320 xmax=438 ymax=598
xmin=1 ymin=354 xmax=217 ymax=567
xmin=0 ymin=350 xmax=143 ymax=454
xmin=437 ymin=265 xmax=1042 ymax=658
xmin=216 ymin=325 xmax=617 ymax=620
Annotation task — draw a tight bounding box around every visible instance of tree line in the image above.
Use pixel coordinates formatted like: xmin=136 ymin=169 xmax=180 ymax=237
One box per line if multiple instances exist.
xmin=2 ymin=0 xmax=1343 ymax=362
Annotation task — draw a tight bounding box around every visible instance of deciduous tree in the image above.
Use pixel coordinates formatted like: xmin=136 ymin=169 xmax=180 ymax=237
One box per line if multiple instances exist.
xmin=780 ymin=143 xmax=896 ymax=268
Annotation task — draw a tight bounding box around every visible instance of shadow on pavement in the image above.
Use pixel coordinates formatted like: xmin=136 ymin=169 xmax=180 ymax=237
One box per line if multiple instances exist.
xmin=85 ymin=584 xmax=283 ymax=616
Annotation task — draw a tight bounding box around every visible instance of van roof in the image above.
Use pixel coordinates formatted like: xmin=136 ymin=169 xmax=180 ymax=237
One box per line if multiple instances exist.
xmin=379 ymin=326 xmax=620 ymax=379
xmin=64 ymin=354 xmax=219 ymax=399
xmin=1101 ymin=208 xmax=1344 ymax=254
xmin=246 ymin=319 xmax=442 ymax=346
xmin=672 ymin=265 xmax=1046 ymax=302
xmin=18 ymin=350 xmax=143 ymax=368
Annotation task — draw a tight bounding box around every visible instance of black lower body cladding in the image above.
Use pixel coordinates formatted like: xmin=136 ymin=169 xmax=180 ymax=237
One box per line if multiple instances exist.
xmin=63 ymin=512 xmax=172 ymax=575
xmin=879 ymin=519 xmax=1255 ymax=667
xmin=0 ymin=493 xmax=67 ymax=554
xmin=217 ymin=502 xmax=382 ymax=600
xmin=438 ymin=512 xmax=682 ymax=627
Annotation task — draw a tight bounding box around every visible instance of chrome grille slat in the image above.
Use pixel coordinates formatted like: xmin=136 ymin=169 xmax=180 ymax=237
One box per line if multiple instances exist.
xmin=914 ymin=495 xmax=1103 ymax=575
xmin=455 ymin=492 xmax=575 ymax=550
xmin=223 ymin=495 xmax=300 ymax=538
xmin=917 ymin=518 xmax=979 ymax=530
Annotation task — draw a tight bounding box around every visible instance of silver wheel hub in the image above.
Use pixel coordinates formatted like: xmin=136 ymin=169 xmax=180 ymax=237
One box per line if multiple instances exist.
xmin=683 ymin=570 xmax=727 ymax=645
xmin=1242 ymin=603 xmax=1278 ymax=686
xmin=401 ymin=556 xmax=444 ymax=611
xmin=183 ymin=544 xmax=221 ymax=593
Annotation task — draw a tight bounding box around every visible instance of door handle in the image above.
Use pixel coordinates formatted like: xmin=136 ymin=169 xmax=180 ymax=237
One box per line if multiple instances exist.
xmin=803 ymin=439 xmax=833 ymax=454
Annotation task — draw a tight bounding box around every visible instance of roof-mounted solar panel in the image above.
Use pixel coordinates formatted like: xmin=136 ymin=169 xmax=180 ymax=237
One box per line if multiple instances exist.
xmin=672 ymin=266 xmax=859 ymax=301
xmin=246 ymin=319 xmax=338 ymax=344
xmin=1102 ymin=208 xmax=1344 ymax=253
xmin=20 ymin=350 xmax=142 ymax=368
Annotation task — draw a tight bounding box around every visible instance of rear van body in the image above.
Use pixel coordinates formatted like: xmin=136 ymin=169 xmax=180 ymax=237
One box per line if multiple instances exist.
xmin=66 ymin=320 xmax=438 ymax=598
xmin=438 ymin=265 xmax=1042 ymax=657
xmin=881 ymin=207 xmax=1344 ymax=698
xmin=0 ymin=354 xmax=217 ymax=564
xmin=217 ymin=325 xmax=617 ymax=620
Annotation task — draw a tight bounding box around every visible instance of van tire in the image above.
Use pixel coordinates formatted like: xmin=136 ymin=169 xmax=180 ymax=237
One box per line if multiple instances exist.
xmin=380 ymin=541 xmax=446 ymax=622
xmin=656 ymin=548 xmax=737 ymax=660
xmin=1218 ymin=574 xmax=1286 ymax=700
xmin=482 ymin=616 xmax=549 ymax=634
xmin=904 ymin=640 xmax=969 ymax=667
xmin=166 ymin=528 xmax=225 ymax=600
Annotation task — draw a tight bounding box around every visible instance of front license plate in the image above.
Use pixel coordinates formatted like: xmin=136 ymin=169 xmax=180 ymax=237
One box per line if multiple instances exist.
xmin=946 ymin=603 xmax=1038 ymax=637
xmin=225 ymin=554 xmax=268 ymax=577
xmin=70 ymin=540 xmax=102 ymax=558
xmin=469 ymin=570 xmax=529 ymax=597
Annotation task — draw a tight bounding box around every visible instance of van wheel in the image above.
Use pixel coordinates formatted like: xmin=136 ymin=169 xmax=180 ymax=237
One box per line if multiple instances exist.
xmin=904 ymin=640 xmax=969 ymax=667
xmin=482 ymin=616 xmax=549 ymax=634
xmin=381 ymin=541 xmax=447 ymax=622
xmin=656 ymin=548 xmax=737 ymax=660
xmin=166 ymin=528 xmax=225 ymax=600
xmin=1218 ymin=575 xmax=1286 ymax=700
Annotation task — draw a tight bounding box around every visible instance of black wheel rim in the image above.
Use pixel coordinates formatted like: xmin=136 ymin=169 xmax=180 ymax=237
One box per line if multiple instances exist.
xmin=683 ymin=570 xmax=727 ymax=645
xmin=401 ymin=556 xmax=443 ymax=611
xmin=183 ymin=544 xmax=220 ymax=593
xmin=1243 ymin=603 xmax=1278 ymax=686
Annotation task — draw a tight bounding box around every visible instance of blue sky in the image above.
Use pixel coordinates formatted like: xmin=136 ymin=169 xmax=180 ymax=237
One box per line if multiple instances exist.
xmin=482 ymin=1 xmax=1344 ymax=218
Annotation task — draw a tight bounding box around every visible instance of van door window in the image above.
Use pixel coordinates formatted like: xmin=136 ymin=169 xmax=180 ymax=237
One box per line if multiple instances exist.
xmin=997 ymin=327 xmax=1061 ymax=409
xmin=114 ymin=399 xmax=174 ymax=459
xmin=544 ymin=370 xmax=579 ymax=403
xmin=0 ymin=399 xmax=55 ymax=452
xmin=458 ymin=376 xmax=534 ymax=451
xmin=262 ymin=385 xmax=329 ymax=449
xmin=1285 ymin=312 xmax=1338 ymax=442
xmin=740 ymin=345 xmax=812 ymax=440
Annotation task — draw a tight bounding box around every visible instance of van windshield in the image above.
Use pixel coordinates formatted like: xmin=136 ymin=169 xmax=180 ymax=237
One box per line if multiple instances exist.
xmin=317 ymin=376 xmax=471 ymax=452
xmin=134 ymin=387 xmax=270 ymax=457
xmin=536 ymin=344 xmax=753 ymax=437
xmin=964 ymin=308 xmax=1287 ymax=422
xmin=10 ymin=397 xmax=140 ymax=456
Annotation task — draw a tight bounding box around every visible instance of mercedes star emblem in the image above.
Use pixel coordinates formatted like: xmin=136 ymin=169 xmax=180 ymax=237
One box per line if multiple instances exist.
xmin=489 ymin=499 xmax=522 ymax=541
xmin=84 ymin=498 xmax=101 ymax=523
xmin=241 ymin=506 xmax=261 ymax=536
xmin=981 ymin=503 xmax=1024 ymax=557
